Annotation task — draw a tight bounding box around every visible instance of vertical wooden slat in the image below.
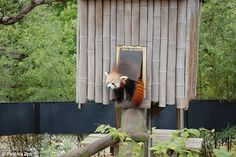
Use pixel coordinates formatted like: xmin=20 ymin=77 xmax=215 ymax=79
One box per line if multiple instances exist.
xmin=78 ymin=0 xmax=88 ymax=105
xmin=117 ymin=0 xmax=125 ymax=45
xmin=95 ymin=0 xmax=103 ymax=103
xmin=185 ymin=0 xmax=194 ymax=109
xmin=76 ymin=0 xmax=80 ymax=104
xmin=87 ymin=0 xmax=95 ymax=100
xmin=152 ymin=0 xmax=161 ymax=103
xmin=110 ymin=0 xmax=117 ymax=99
xmin=146 ymin=0 xmax=153 ymax=101
xmin=125 ymin=0 xmax=132 ymax=45
xmin=193 ymin=0 xmax=200 ymax=97
xmin=166 ymin=0 xmax=177 ymax=105
xmin=103 ymin=0 xmax=110 ymax=104
xmin=159 ymin=0 xmax=169 ymax=108
xmin=176 ymin=0 xmax=187 ymax=109
xmin=132 ymin=0 xmax=140 ymax=46
xmin=140 ymin=0 xmax=148 ymax=46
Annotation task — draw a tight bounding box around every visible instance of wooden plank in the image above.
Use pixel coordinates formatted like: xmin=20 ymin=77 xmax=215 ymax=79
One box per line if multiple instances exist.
xmin=176 ymin=0 xmax=187 ymax=109
xmin=140 ymin=0 xmax=148 ymax=46
xmin=124 ymin=0 xmax=132 ymax=45
xmin=95 ymin=0 xmax=103 ymax=103
xmin=117 ymin=0 xmax=125 ymax=45
xmin=103 ymin=0 xmax=111 ymax=104
xmin=146 ymin=0 xmax=154 ymax=101
xmin=110 ymin=0 xmax=117 ymax=100
xmin=132 ymin=0 xmax=140 ymax=46
xmin=166 ymin=0 xmax=177 ymax=105
xmin=87 ymin=0 xmax=95 ymax=100
xmin=159 ymin=0 xmax=169 ymax=108
xmin=78 ymin=0 xmax=88 ymax=105
xmin=152 ymin=0 xmax=161 ymax=103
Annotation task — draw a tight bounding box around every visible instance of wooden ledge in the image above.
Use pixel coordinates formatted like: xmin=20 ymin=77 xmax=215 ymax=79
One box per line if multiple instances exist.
xmin=152 ymin=129 xmax=203 ymax=150
xmin=115 ymin=100 xmax=151 ymax=109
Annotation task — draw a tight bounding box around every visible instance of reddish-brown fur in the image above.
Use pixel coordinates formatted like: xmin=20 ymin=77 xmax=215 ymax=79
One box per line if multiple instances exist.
xmin=131 ymin=79 xmax=144 ymax=107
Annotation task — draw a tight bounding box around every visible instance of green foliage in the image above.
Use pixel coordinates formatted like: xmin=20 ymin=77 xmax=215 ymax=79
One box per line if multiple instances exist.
xmin=40 ymin=134 xmax=77 ymax=157
xmin=151 ymin=128 xmax=201 ymax=157
xmin=213 ymin=146 xmax=236 ymax=157
xmin=198 ymin=0 xmax=236 ymax=99
xmin=95 ymin=125 xmax=145 ymax=157
xmin=0 ymin=0 xmax=28 ymax=16
xmin=0 ymin=2 xmax=77 ymax=102
xmin=199 ymin=126 xmax=236 ymax=157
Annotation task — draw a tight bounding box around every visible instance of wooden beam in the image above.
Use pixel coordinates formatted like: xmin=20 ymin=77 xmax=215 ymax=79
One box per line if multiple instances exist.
xmin=59 ymin=135 xmax=118 ymax=157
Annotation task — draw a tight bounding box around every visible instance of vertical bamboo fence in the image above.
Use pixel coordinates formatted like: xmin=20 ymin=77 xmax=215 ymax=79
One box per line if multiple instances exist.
xmin=76 ymin=0 xmax=200 ymax=109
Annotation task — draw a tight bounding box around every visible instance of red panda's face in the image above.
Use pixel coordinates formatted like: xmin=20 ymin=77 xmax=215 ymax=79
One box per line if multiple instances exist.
xmin=105 ymin=72 xmax=128 ymax=90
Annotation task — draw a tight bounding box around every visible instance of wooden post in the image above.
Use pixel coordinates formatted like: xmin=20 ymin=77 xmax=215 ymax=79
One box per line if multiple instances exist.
xmin=176 ymin=108 xmax=185 ymax=129
xmin=118 ymin=101 xmax=151 ymax=157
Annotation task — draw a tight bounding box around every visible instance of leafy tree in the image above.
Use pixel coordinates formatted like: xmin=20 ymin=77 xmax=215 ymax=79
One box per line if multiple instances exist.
xmin=0 ymin=0 xmax=62 ymax=25
xmin=0 ymin=1 xmax=77 ymax=102
xmin=198 ymin=0 xmax=236 ymax=99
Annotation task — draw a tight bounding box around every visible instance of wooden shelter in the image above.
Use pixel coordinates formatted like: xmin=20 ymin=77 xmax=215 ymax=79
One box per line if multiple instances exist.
xmin=76 ymin=0 xmax=200 ymax=109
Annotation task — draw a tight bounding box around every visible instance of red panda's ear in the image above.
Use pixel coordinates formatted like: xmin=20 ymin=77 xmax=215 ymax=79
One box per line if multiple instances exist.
xmin=105 ymin=72 xmax=109 ymax=76
xmin=120 ymin=76 xmax=128 ymax=81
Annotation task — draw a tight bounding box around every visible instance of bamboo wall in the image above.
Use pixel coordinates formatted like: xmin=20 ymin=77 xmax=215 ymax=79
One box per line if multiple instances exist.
xmin=76 ymin=0 xmax=200 ymax=109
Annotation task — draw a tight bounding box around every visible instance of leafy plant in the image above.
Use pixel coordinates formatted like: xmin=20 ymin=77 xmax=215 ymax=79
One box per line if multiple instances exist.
xmin=151 ymin=128 xmax=201 ymax=157
xmin=213 ymin=146 xmax=236 ymax=157
xmin=40 ymin=134 xmax=78 ymax=157
xmin=95 ymin=125 xmax=145 ymax=157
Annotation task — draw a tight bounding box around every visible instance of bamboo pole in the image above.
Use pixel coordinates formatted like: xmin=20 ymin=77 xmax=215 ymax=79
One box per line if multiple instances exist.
xmin=87 ymin=0 xmax=95 ymax=101
xmin=176 ymin=0 xmax=187 ymax=109
xmin=146 ymin=0 xmax=153 ymax=101
xmin=76 ymin=0 xmax=80 ymax=104
xmin=152 ymin=0 xmax=161 ymax=103
xmin=78 ymin=0 xmax=88 ymax=105
xmin=159 ymin=0 xmax=169 ymax=108
xmin=117 ymin=0 xmax=125 ymax=45
xmin=140 ymin=0 xmax=148 ymax=46
xmin=124 ymin=0 xmax=132 ymax=45
xmin=185 ymin=0 xmax=195 ymax=109
xmin=95 ymin=0 xmax=103 ymax=103
xmin=110 ymin=0 xmax=117 ymax=100
xmin=132 ymin=0 xmax=140 ymax=46
xmin=166 ymin=0 xmax=177 ymax=105
xmin=193 ymin=0 xmax=200 ymax=98
xmin=103 ymin=0 xmax=110 ymax=105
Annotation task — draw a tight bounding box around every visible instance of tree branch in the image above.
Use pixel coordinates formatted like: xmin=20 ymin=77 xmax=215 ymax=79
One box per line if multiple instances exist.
xmin=0 ymin=0 xmax=62 ymax=25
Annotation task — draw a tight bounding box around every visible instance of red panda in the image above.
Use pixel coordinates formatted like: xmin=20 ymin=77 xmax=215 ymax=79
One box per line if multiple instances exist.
xmin=132 ymin=79 xmax=144 ymax=107
xmin=105 ymin=66 xmax=144 ymax=107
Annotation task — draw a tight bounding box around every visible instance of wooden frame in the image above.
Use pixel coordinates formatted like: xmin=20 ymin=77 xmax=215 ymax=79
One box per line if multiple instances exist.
xmin=116 ymin=46 xmax=147 ymax=89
